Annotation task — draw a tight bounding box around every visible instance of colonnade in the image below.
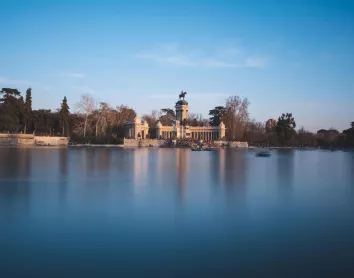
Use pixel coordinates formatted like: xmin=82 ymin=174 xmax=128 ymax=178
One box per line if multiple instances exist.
xmin=161 ymin=131 xmax=175 ymax=139
xmin=190 ymin=131 xmax=220 ymax=141
xmin=160 ymin=131 xmax=220 ymax=140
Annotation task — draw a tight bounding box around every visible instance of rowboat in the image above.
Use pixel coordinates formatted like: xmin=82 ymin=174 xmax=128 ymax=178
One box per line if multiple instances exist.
xmin=256 ymin=150 xmax=271 ymax=157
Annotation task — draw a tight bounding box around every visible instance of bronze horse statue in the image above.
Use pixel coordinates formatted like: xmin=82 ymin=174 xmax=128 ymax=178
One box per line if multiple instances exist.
xmin=179 ymin=91 xmax=187 ymax=100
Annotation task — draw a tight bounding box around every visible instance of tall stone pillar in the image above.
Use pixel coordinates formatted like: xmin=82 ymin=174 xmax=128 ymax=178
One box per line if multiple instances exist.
xmin=219 ymin=122 xmax=226 ymax=139
xmin=175 ymin=120 xmax=181 ymax=139
xmin=134 ymin=117 xmax=141 ymax=139
xmin=156 ymin=121 xmax=162 ymax=139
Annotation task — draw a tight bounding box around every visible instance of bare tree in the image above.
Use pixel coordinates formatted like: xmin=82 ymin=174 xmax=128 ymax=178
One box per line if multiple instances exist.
xmin=95 ymin=102 xmax=111 ymax=138
xmin=188 ymin=113 xmax=206 ymax=126
xmin=245 ymin=119 xmax=266 ymax=144
xmin=224 ymin=96 xmax=249 ymax=140
xmin=75 ymin=94 xmax=95 ymax=138
xmin=266 ymin=119 xmax=277 ymax=134
xmin=113 ymin=105 xmax=136 ymax=127
xmin=142 ymin=110 xmax=159 ymax=127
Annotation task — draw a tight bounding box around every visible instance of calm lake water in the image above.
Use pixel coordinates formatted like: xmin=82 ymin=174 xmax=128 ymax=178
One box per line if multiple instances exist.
xmin=1 ymin=148 xmax=354 ymax=278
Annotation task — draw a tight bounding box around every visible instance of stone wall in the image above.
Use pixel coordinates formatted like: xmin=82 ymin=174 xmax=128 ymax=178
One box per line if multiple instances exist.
xmin=229 ymin=141 xmax=249 ymax=148
xmin=0 ymin=134 xmax=34 ymax=145
xmin=214 ymin=140 xmax=249 ymax=148
xmin=0 ymin=134 xmax=69 ymax=146
xmin=124 ymin=139 xmax=165 ymax=147
xmin=34 ymin=136 xmax=69 ymax=146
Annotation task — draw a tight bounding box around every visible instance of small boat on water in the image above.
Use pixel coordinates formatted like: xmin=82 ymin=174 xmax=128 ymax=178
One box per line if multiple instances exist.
xmin=203 ymin=148 xmax=215 ymax=151
xmin=191 ymin=148 xmax=202 ymax=151
xmin=256 ymin=150 xmax=271 ymax=157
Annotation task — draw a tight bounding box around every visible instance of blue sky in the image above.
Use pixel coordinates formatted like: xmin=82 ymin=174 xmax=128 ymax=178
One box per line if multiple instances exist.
xmin=1 ymin=0 xmax=353 ymax=131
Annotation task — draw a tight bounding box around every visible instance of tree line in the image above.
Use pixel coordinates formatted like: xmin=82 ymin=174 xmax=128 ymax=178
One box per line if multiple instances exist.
xmin=0 ymin=88 xmax=70 ymax=136
xmin=1 ymin=87 xmax=353 ymax=147
xmin=208 ymin=96 xmax=354 ymax=148
xmin=0 ymin=88 xmax=136 ymax=144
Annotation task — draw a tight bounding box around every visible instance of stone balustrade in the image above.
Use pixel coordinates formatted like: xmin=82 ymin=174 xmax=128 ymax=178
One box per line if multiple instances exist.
xmin=0 ymin=134 xmax=69 ymax=146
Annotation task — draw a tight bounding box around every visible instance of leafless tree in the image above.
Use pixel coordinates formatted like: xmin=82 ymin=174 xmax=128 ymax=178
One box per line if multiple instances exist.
xmin=75 ymin=94 xmax=95 ymax=138
xmin=113 ymin=105 xmax=136 ymax=127
xmin=188 ymin=113 xmax=206 ymax=126
xmin=224 ymin=96 xmax=249 ymax=140
xmin=142 ymin=110 xmax=159 ymax=127
xmin=245 ymin=119 xmax=266 ymax=143
xmin=95 ymin=102 xmax=111 ymax=137
xmin=266 ymin=119 xmax=277 ymax=134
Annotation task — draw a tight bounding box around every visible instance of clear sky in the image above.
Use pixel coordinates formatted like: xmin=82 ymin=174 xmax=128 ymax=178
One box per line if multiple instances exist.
xmin=1 ymin=0 xmax=353 ymax=131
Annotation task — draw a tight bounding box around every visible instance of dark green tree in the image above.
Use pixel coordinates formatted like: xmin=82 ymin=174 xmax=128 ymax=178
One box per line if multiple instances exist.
xmin=0 ymin=88 xmax=25 ymax=132
xmin=24 ymin=88 xmax=33 ymax=133
xmin=32 ymin=109 xmax=53 ymax=135
xmin=60 ymin=96 xmax=70 ymax=136
xmin=18 ymin=96 xmax=25 ymax=128
xmin=159 ymin=108 xmax=176 ymax=126
xmin=276 ymin=113 xmax=296 ymax=144
xmin=208 ymin=106 xmax=226 ymax=126
xmin=343 ymin=122 xmax=354 ymax=147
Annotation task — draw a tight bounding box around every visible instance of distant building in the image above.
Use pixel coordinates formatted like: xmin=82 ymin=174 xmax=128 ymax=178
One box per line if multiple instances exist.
xmin=124 ymin=92 xmax=226 ymax=140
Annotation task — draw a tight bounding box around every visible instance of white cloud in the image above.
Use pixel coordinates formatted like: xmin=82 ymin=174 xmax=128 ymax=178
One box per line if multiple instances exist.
xmin=72 ymin=85 xmax=95 ymax=95
xmin=245 ymin=57 xmax=267 ymax=68
xmin=0 ymin=77 xmax=30 ymax=85
xmin=149 ymin=94 xmax=175 ymax=99
xmin=0 ymin=77 xmax=52 ymax=91
xmin=136 ymin=54 xmax=196 ymax=67
xmin=66 ymin=73 xmax=84 ymax=78
xmin=136 ymin=44 xmax=267 ymax=69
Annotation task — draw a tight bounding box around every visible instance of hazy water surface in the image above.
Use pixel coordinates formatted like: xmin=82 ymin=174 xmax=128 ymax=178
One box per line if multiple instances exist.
xmin=1 ymin=148 xmax=354 ymax=278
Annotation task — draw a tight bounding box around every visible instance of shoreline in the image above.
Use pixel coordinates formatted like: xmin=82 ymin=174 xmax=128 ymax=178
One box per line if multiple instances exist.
xmin=0 ymin=144 xmax=353 ymax=151
xmin=0 ymin=144 xmax=67 ymax=149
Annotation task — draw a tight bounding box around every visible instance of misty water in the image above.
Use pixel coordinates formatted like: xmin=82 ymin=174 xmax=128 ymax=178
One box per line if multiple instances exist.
xmin=1 ymin=148 xmax=354 ymax=278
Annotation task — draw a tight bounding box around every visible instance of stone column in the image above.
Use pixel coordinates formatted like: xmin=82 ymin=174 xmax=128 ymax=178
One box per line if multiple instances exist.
xmin=219 ymin=122 xmax=226 ymax=139
xmin=175 ymin=120 xmax=180 ymax=139
xmin=156 ymin=121 xmax=162 ymax=139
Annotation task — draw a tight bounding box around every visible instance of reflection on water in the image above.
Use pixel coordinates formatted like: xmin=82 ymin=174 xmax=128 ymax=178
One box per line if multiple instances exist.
xmin=277 ymin=149 xmax=294 ymax=201
xmin=59 ymin=149 xmax=68 ymax=203
xmin=1 ymin=148 xmax=354 ymax=278
xmin=175 ymin=149 xmax=189 ymax=204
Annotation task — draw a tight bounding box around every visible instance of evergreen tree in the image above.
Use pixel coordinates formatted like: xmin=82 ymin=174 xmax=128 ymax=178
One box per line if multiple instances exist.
xmin=24 ymin=88 xmax=33 ymax=133
xmin=159 ymin=108 xmax=176 ymax=126
xmin=276 ymin=113 xmax=296 ymax=145
xmin=209 ymin=106 xmax=226 ymax=126
xmin=60 ymin=96 xmax=70 ymax=136
xmin=0 ymin=88 xmax=24 ymax=132
xmin=17 ymin=96 xmax=25 ymax=130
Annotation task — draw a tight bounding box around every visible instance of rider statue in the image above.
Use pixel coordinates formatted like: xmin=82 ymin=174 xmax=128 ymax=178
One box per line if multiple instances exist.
xmin=179 ymin=91 xmax=187 ymax=100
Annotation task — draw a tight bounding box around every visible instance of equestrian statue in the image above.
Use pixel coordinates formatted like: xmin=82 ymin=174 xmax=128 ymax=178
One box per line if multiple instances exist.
xmin=179 ymin=91 xmax=187 ymax=100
